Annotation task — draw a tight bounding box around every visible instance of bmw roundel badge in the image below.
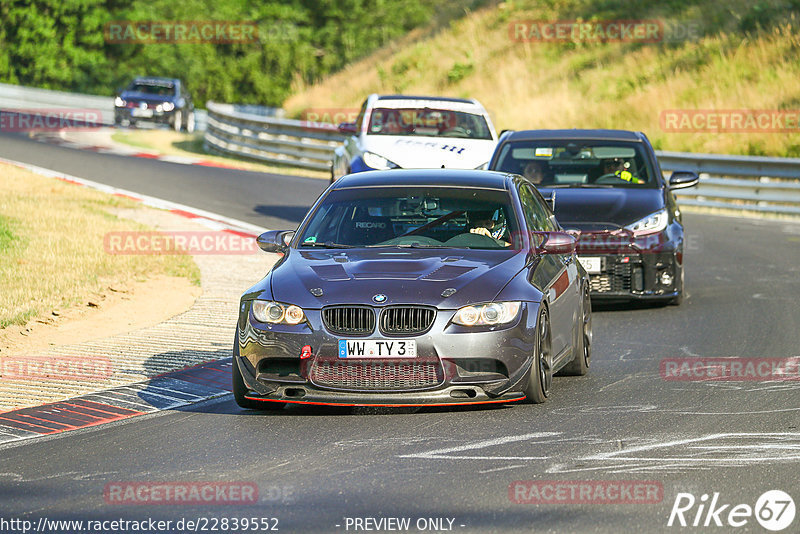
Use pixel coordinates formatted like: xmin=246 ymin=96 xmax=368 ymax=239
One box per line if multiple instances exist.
xmin=372 ymin=294 xmax=387 ymax=303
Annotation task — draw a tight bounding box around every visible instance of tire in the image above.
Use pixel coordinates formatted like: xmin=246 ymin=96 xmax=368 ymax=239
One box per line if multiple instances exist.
xmin=232 ymin=334 xmax=285 ymax=410
xmin=523 ymin=307 xmax=552 ymax=403
xmin=558 ymin=285 xmax=592 ymax=376
xmin=186 ymin=111 xmax=195 ymax=133
xmin=172 ymin=110 xmax=182 ymax=132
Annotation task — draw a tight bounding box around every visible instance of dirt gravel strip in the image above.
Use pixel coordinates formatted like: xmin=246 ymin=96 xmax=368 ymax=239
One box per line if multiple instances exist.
xmin=0 ymin=158 xmax=279 ymax=437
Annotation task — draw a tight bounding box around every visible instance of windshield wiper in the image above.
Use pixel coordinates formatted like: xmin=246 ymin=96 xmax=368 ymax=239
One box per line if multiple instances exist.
xmin=367 ymin=243 xmax=451 ymax=249
xmin=300 ymin=241 xmax=354 ymax=248
xmin=548 ymin=183 xmax=614 ymax=188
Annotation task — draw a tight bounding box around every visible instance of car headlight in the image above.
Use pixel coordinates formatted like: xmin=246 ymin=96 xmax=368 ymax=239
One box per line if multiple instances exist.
xmin=625 ymin=209 xmax=668 ymax=234
xmin=162 ymin=102 xmax=175 ymax=112
xmin=252 ymin=300 xmax=306 ymax=325
xmin=363 ymin=151 xmax=400 ymax=170
xmin=452 ymin=302 xmax=521 ymax=326
xmin=114 ymin=97 xmax=125 ymax=107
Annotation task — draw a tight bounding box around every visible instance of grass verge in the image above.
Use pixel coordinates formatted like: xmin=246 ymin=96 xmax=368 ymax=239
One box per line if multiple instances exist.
xmin=284 ymin=0 xmax=800 ymax=157
xmin=0 ymin=163 xmax=200 ymax=328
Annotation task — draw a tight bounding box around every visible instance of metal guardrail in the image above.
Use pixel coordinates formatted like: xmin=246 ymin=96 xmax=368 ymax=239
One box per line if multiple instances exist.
xmin=658 ymin=150 xmax=800 ymax=215
xmin=205 ymin=103 xmax=800 ymax=214
xmin=3 ymin=83 xmax=799 ymax=215
xmin=0 ymin=82 xmax=208 ymax=131
xmin=204 ymin=101 xmax=343 ymax=171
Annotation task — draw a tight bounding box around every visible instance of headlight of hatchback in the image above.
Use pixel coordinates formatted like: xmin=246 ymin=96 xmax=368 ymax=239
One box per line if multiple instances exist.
xmin=625 ymin=209 xmax=668 ymax=234
xmin=162 ymin=101 xmax=175 ymax=112
xmin=252 ymin=300 xmax=306 ymax=325
xmin=452 ymin=302 xmax=522 ymax=326
xmin=363 ymin=151 xmax=400 ymax=170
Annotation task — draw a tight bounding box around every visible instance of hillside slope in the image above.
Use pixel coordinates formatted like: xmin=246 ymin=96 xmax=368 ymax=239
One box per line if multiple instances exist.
xmin=285 ymin=0 xmax=800 ymax=157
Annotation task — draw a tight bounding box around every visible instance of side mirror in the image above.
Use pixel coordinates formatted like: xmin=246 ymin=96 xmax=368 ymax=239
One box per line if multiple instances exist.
xmin=535 ymin=231 xmax=577 ymax=255
xmin=256 ymin=230 xmax=294 ymax=253
xmin=337 ymin=122 xmax=358 ymax=134
xmin=668 ymin=171 xmax=699 ymax=190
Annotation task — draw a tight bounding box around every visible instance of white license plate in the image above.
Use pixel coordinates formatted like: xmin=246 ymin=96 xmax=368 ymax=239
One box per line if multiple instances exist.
xmin=578 ymin=256 xmax=602 ymax=274
xmin=131 ymin=108 xmax=153 ymax=118
xmin=338 ymin=339 xmax=417 ymax=358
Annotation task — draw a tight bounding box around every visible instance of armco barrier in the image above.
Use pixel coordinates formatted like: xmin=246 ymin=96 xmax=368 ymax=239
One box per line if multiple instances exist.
xmin=205 ymin=101 xmax=800 ymax=214
xmin=658 ymin=151 xmax=800 ymax=215
xmin=3 ymin=82 xmax=800 ymax=215
xmin=204 ymin=101 xmax=344 ymax=171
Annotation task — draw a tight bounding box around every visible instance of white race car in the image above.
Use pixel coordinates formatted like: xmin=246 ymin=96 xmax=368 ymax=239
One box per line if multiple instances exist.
xmin=331 ymin=94 xmax=498 ymax=181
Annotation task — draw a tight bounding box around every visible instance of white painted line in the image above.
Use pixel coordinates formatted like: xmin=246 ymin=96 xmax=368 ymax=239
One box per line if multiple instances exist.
xmin=583 ymin=432 xmax=800 ymax=464
xmin=399 ymin=432 xmax=560 ymax=460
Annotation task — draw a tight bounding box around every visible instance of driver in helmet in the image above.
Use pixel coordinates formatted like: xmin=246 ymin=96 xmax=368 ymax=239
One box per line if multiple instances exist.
xmin=602 ymin=157 xmax=642 ymax=184
xmin=467 ymin=210 xmax=510 ymax=246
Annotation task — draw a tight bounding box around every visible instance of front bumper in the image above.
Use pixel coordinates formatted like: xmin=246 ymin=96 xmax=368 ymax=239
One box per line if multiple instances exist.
xmin=580 ymin=251 xmax=681 ymax=300
xmin=235 ymin=302 xmax=537 ymax=406
xmin=114 ymin=107 xmax=178 ymax=125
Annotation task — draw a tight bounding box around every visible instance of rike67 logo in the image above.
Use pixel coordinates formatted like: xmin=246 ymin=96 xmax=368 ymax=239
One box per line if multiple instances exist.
xmin=668 ymin=490 xmax=795 ymax=531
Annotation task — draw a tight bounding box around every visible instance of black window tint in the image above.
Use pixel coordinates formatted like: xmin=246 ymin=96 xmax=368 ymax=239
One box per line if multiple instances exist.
xmin=519 ymin=184 xmax=555 ymax=231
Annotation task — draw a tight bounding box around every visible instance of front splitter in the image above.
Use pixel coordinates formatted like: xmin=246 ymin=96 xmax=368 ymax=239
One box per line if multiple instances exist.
xmin=244 ymin=387 xmax=526 ymax=407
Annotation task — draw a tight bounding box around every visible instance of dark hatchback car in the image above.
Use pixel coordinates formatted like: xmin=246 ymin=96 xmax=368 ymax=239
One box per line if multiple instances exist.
xmin=114 ymin=77 xmax=195 ymax=132
xmin=233 ymin=169 xmax=592 ymax=409
xmin=489 ymin=130 xmax=698 ymax=304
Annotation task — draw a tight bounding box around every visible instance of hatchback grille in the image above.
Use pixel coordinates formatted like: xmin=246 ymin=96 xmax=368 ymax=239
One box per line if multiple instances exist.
xmin=379 ymin=306 xmax=436 ymax=335
xmin=322 ymin=306 xmax=375 ymax=335
xmin=310 ymin=360 xmax=442 ymax=390
xmin=590 ymin=263 xmax=632 ymax=293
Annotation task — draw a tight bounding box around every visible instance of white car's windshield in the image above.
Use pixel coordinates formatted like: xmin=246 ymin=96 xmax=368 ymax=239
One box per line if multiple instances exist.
xmin=367 ymin=107 xmax=493 ymax=140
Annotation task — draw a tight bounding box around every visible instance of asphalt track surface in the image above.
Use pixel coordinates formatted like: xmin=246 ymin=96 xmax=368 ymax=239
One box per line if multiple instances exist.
xmin=1 ymin=131 xmax=799 ymax=533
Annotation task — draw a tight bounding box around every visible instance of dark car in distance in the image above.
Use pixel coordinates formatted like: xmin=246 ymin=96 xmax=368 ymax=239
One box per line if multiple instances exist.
xmin=233 ymin=169 xmax=592 ymax=409
xmin=114 ymin=77 xmax=195 ymax=132
xmin=489 ymin=129 xmax=699 ymax=304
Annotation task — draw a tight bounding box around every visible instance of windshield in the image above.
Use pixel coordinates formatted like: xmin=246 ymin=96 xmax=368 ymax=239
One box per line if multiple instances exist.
xmin=127 ymin=82 xmax=176 ymax=96
xmin=367 ymin=107 xmax=493 ymax=140
xmin=493 ymin=141 xmax=657 ymax=188
xmin=298 ymin=187 xmax=519 ymax=249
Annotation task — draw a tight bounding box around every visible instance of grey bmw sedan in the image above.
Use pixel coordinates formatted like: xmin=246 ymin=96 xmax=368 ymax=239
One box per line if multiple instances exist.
xmin=233 ymin=169 xmax=591 ymax=408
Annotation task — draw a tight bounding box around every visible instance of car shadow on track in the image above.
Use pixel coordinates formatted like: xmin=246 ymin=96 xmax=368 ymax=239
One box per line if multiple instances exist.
xmin=590 ymin=300 xmax=673 ymax=313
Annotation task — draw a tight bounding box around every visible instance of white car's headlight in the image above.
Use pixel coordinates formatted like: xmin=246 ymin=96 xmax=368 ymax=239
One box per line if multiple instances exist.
xmin=252 ymin=300 xmax=305 ymax=325
xmin=162 ymin=102 xmax=175 ymax=112
xmin=363 ymin=151 xmax=400 ymax=170
xmin=114 ymin=96 xmax=125 ymax=107
xmin=625 ymin=209 xmax=668 ymax=234
xmin=452 ymin=302 xmax=522 ymax=326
